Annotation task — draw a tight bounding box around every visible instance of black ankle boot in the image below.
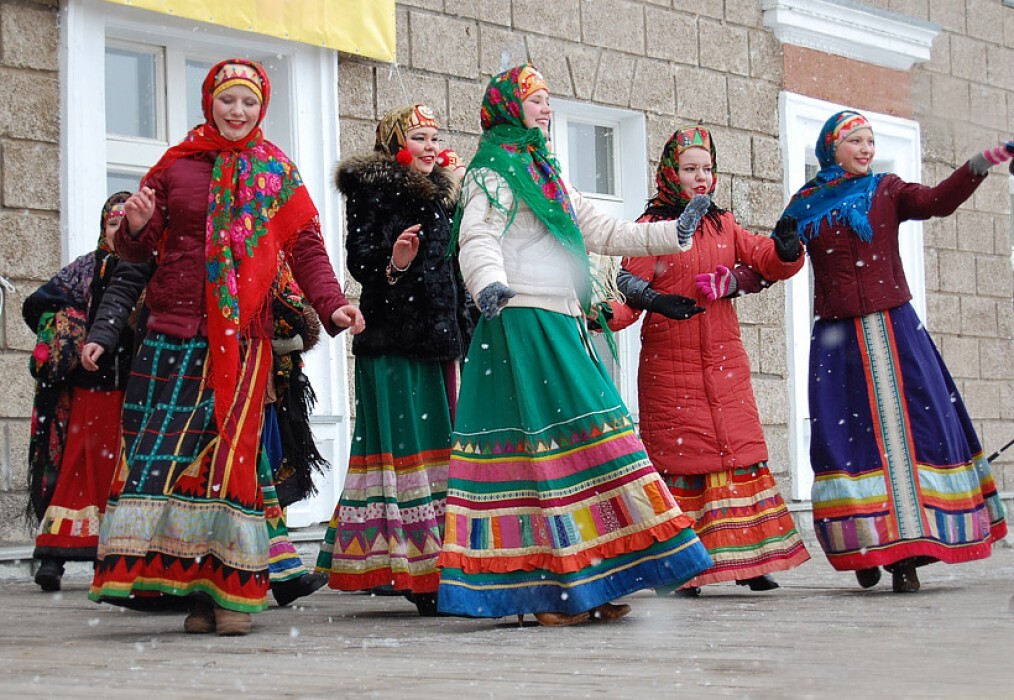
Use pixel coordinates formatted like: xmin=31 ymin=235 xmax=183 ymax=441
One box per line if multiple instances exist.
xmin=736 ymin=574 xmax=779 ymax=591
xmin=855 ymin=567 xmax=882 ymax=589
xmin=409 ymin=592 xmax=444 ymax=617
xmin=35 ymin=558 xmax=65 ymax=592
xmin=891 ymin=565 xmax=920 ymax=593
xmin=272 ymin=572 xmax=329 ymax=607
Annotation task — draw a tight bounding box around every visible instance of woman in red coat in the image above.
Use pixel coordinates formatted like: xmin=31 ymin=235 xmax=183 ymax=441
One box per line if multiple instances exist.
xmin=611 ymin=126 xmax=809 ymax=594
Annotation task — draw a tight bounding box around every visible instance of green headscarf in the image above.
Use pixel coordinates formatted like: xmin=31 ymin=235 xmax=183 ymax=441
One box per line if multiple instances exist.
xmin=451 ymin=64 xmax=595 ymax=314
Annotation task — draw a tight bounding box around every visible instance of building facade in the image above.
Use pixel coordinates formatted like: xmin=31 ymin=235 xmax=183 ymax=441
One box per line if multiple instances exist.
xmin=0 ymin=0 xmax=1011 ymax=544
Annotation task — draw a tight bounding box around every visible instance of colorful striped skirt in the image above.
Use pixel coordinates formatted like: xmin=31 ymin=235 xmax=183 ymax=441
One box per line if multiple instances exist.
xmin=316 ymin=355 xmax=452 ymax=594
xmin=809 ymin=304 xmax=1007 ymax=571
xmin=34 ymin=387 xmax=123 ymax=561
xmin=438 ymin=308 xmax=712 ymax=618
xmin=661 ymin=464 xmax=809 ymax=587
xmin=261 ymin=408 xmax=307 ymax=586
xmin=89 ymin=333 xmax=271 ymax=613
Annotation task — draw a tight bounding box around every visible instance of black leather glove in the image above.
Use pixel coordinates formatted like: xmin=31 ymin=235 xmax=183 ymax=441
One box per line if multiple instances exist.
xmin=476 ymin=282 xmax=516 ymax=320
xmin=772 ymin=216 xmax=801 ymax=262
xmin=647 ymin=293 xmax=705 ymax=320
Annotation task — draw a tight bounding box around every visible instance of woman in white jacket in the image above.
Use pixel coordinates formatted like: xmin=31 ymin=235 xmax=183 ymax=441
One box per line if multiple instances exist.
xmin=436 ymin=65 xmax=713 ymax=626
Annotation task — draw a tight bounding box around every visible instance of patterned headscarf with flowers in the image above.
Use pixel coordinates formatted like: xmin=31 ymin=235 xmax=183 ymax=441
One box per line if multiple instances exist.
xmin=782 ymin=110 xmax=883 ymax=244
xmin=139 ymin=58 xmax=320 ymax=437
xmin=642 ymin=125 xmax=722 ymax=222
xmin=451 ymin=64 xmax=594 ymax=312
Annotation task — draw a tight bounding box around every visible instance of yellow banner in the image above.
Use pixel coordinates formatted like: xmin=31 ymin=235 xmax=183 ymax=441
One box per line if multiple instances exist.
xmin=105 ymin=0 xmax=396 ymax=62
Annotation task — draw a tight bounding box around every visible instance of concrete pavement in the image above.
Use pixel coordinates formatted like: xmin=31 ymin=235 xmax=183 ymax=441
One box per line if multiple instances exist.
xmin=1 ymin=546 xmax=1012 ymax=699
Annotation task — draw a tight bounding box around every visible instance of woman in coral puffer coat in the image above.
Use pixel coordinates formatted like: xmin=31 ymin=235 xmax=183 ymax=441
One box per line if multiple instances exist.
xmin=610 ymin=126 xmax=809 ymax=595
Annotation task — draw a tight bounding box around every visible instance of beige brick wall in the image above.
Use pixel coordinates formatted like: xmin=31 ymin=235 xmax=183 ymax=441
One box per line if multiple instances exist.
xmin=910 ymin=0 xmax=1014 ymax=491
xmin=0 ymin=0 xmax=60 ymax=543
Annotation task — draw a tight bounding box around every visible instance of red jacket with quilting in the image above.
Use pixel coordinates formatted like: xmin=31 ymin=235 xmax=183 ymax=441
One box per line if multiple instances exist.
xmin=610 ymin=210 xmax=803 ymax=474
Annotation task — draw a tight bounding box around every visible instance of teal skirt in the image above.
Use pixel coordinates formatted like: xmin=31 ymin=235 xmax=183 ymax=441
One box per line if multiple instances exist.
xmin=438 ymin=308 xmax=711 ymax=618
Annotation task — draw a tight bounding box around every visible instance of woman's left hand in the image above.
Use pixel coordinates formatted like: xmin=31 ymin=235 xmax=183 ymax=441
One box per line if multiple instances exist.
xmin=331 ymin=305 xmax=366 ymax=335
xmin=391 ymin=225 xmax=422 ymax=270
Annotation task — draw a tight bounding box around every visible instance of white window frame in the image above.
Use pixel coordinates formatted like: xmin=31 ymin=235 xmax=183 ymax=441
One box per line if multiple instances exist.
xmin=60 ymin=0 xmax=349 ymax=527
xmin=550 ymin=100 xmax=649 ymax=420
xmin=780 ymin=92 xmax=924 ymax=500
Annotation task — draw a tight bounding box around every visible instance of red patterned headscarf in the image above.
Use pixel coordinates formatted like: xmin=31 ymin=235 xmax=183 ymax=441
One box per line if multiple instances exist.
xmin=647 ymin=125 xmax=718 ymax=211
xmin=140 ymin=58 xmax=319 ymax=440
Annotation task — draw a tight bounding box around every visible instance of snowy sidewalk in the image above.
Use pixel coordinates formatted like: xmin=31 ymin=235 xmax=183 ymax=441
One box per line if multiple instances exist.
xmin=1 ymin=547 xmax=1012 ymax=699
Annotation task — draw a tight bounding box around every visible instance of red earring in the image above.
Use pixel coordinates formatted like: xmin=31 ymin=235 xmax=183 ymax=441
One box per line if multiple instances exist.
xmin=396 ymin=149 xmax=414 ymax=166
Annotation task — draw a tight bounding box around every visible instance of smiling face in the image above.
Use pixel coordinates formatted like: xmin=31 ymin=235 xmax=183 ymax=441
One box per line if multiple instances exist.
xmin=835 ymin=127 xmax=875 ymax=175
xmin=212 ymin=84 xmax=262 ymax=142
xmin=676 ymin=147 xmax=714 ymax=197
xmin=522 ymin=89 xmax=552 ymax=137
xmin=404 ymin=126 xmax=440 ymax=175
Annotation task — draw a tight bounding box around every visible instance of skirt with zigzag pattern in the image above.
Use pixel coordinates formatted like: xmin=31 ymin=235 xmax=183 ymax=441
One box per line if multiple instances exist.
xmin=316 ymin=355 xmax=452 ymax=594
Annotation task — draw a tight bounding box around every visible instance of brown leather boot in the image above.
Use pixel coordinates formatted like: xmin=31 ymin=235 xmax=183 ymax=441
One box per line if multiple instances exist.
xmin=183 ymin=601 xmax=216 ymax=634
xmin=533 ymin=611 xmax=590 ymax=627
xmin=214 ymin=607 xmax=252 ymax=636
xmin=590 ymin=602 xmax=632 ymax=622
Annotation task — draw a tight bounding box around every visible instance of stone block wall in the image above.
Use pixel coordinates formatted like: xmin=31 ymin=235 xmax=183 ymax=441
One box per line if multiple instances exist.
xmin=0 ymin=0 xmax=60 ymax=543
xmin=895 ymin=0 xmax=1014 ymax=491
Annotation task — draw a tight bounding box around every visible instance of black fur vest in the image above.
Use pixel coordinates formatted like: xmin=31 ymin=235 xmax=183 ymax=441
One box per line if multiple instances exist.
xmin=336 ymin=151 xmax=473 ymax=361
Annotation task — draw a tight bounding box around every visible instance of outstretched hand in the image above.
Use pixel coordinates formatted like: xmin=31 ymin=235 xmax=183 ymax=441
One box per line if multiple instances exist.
xmin=677 ymin=194 xmax=710 ymax=248
xmin=772 ymin=216 xmax=802 ymax=262
xmin=331 ymin=305 xmax=366 ymax=335
xmin=694 ymin=264 xmax=736 ymax=301
xmin=477 ymin=281 xmax=516 ymax=320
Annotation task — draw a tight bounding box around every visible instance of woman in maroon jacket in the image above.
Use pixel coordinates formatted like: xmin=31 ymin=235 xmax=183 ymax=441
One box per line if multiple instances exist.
xmin=779 ymin=111 xmax=1009 ymax=592
xmin=88 ymin=59 xmax=363 ymax=635
xmin=610 ymin=127 xmax=810 ymax=596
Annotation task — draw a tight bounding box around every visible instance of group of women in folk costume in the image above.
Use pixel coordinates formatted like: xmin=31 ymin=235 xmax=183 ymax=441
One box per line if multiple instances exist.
xmin=26 ymin=56 xmax=1010 ymax=636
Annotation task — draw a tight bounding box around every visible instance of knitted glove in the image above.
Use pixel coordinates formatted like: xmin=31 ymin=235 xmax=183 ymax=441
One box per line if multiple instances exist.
xmin=969 ymin=141 xmax=1014 ymax=176
xmin=772 ymin=216 xmax=802 ymax=262
xmin=648 ymin=293 xmax=705 ymax=320
xmin=694 ymin=264 xmax=739 ymax=301
xmin=676 ymin=194 xmax=710 ymax=248
xmin=476 ymin=281 xmax=516 ymax=320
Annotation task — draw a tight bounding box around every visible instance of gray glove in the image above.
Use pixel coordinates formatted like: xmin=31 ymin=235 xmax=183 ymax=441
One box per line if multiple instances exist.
xmin=677 ymin=194 xmax=710 ymax=248
xmin=477 ymin=282 xmax=516 ymax=320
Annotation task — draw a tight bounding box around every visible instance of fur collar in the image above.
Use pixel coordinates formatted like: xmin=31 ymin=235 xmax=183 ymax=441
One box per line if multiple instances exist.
xmin=335 ymin=151 xmax=459 ymax=209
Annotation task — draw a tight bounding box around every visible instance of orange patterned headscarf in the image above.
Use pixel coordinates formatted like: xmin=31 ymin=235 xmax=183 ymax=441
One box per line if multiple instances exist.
xmin=517 ymin=65 xmax=548 ymax=101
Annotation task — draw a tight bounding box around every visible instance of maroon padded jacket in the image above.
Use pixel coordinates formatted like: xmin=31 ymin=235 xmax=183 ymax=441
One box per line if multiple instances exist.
xmin=115 ymin=154 xmax=349 ymax=339
xmin=806 ymin=162 xmax=985 ymax=320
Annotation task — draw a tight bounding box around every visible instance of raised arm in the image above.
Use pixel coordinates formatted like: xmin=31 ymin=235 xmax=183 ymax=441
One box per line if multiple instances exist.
xmin=570 ymin=187 xmax=697 ymax=257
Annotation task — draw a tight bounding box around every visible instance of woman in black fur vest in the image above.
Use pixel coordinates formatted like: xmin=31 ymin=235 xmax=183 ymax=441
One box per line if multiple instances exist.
xmin=315 ymin=104 xmax=472 ymax=615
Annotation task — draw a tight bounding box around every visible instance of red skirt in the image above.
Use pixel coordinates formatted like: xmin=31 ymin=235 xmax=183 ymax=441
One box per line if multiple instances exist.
xmin=34 ymin=388 xmax=123 ymax=561
xmin=663 ymin=463 xmax=810 ymax=587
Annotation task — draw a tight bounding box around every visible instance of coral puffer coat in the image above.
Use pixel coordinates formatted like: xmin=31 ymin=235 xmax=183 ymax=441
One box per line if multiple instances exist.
xmin=610 ymin=209 xmax=803 ymax=475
